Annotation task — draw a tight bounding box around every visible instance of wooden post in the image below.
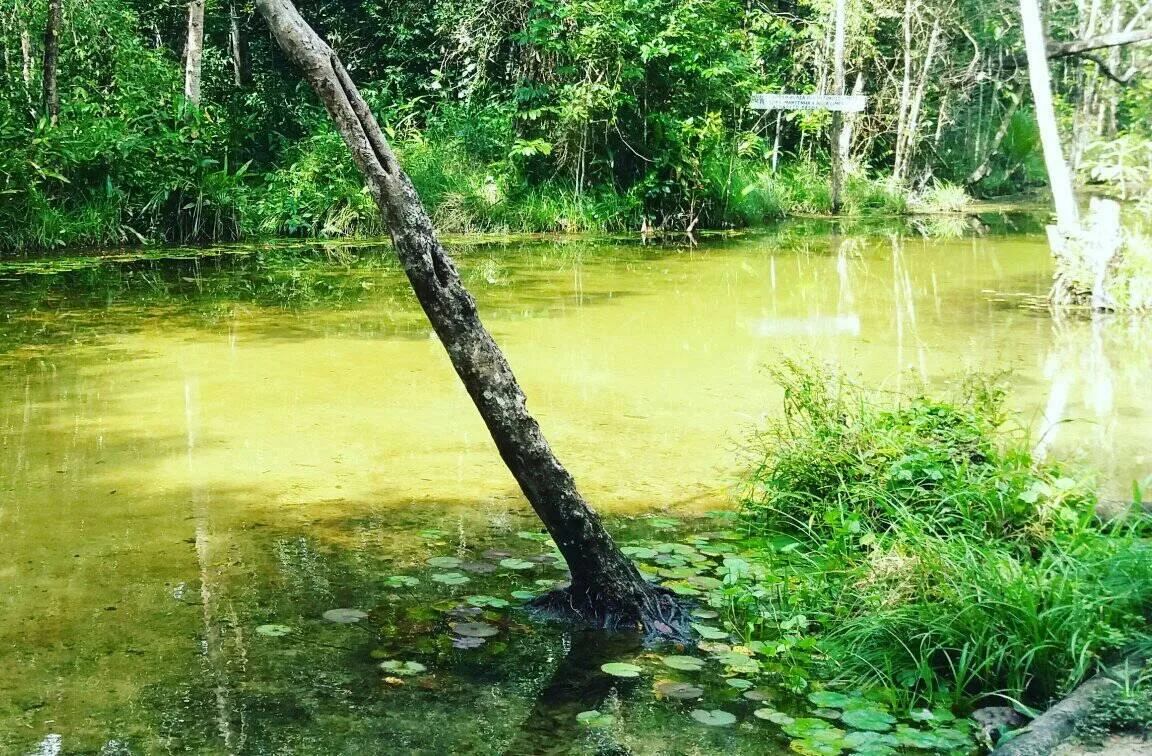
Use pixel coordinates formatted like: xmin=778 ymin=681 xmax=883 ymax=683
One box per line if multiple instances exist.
xmin=829 ymin=0 xmax=848 ymax=213
xmin=1020 ymin=0 xmax=1079 ymax=232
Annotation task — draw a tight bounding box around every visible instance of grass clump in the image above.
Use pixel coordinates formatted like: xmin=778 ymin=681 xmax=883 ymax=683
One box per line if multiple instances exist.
xmin=727 ymin=360 xmax=1152 ymax=709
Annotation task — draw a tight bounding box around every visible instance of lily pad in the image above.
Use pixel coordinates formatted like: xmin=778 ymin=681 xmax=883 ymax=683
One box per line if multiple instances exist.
xmin=813 ymin=708 xmax=842 ymax=720
xmin=691 ymin=609 xmax=719 ymax=619
xmin=510 ymin=590 xmax=537 ymax=600
xmin=499 ymin=558 xmax=535 ymax=570
xmin=844 ymin=731 xmax=900 ymax=754
xmin=576 ymin=710 xmax=615 ymax=727
xmin=458 ymin=561 xmax=497 ymax=574
xmin=690 ymin=709 xmax=737 ymax=726
xmin=516 ymin=531 xmax=550 ymax=542
xmin=322 ymin=608 xmax=368 ymax=624
xmin=790 ymin=739 xmax=845 ymax=756
xmin=692 ymin=623 xmax=730 ymax=640
xmin=431 ymin=572 xmax=470 ymax=585
xmin=427 ymin=556 xmax=462 ymax=568
xmin=655 ymin=681 xmax=704 ymax=700
xmin=384 ymin=575 xmax=419 ymax=588
xmin=621 ymin=546 xmax=658 ymax=559
xmin=744 ymin=689 xmax=773 ymax=702
xmin=841 ymin=708 xmax=896 ymax=733
xmin=807 ymin=691 xmax=858 ymax=709
xmin=481 ymin=549 xmax=513 ymax=560
xmin=600 ymin=662 xmax=643 ymax=678
xmin=465 ymin=595 xmax=509 ymax=609
xmin=255 ymin=624 xmax=294 ymax=637
xmin=726 ymin=678 xmax=754 ymax=690
xmin=451 ymin=636 xmax=486 ymax=649
xmin=378 ymin=660 xmax=426 ymax=676
xmin=754 ymin=709 xmax=794 ymax=725
xmin=661 ymin=655 xmax=705 ymax=671
xmin=450 ymin=621 xmax=499 ymax=638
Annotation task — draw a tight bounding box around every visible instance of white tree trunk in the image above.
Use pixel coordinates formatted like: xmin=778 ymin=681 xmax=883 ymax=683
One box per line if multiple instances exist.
xmin=184 ymin=0 xmax=205 ymax=106
xmin=1021 ymin=0 xmax=1080 ymax=232
xmin=829 ymin=0 xmax=848 ymax=212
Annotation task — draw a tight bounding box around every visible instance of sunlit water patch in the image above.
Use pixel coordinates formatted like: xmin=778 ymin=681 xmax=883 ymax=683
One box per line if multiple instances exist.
xmin=1 ymin=219 xmax=1149 ymax=752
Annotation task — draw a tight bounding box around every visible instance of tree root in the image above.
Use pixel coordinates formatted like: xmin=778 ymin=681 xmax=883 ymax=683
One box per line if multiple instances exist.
xmin=526 ymin=581 xmax=694 ymax=645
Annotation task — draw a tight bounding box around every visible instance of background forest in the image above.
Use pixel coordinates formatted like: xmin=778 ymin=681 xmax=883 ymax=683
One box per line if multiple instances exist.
xmin=0 ymin=0 xmax=1150 ymax=249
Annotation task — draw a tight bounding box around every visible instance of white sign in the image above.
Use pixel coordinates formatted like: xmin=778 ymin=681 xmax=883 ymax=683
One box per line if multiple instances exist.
xmin=750 ymin=93 xmax=868 ymax=112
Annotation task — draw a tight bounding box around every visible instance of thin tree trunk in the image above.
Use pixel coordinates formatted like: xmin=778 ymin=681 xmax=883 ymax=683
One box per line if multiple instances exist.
xmin=1021 ymin=0 xmax=1080 ymax=232
xmin=229 ymin=0 xmax=249 ymax=87
xmin=184 ymin=0 xmax=205 ymax=107
xmin=252 ymin=0 xmax=688 ymax=638
xmin=896 ymin=18 xmax=941 ymax=182
xmin=829 ymin=0 xmax=848 ymax=213
xmin=966 ymin=82 xmax=1025 ymax=185
xmin=41 ymin=0 xmax=61 ymax=125
xmin=893 ymin=0 xmax=914 ymax=178
xmin=21 ymin=23 xmax=33 ymax=89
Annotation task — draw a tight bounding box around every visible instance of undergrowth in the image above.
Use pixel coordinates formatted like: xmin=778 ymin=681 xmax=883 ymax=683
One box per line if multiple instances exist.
xmin=725 ymin=360 xmax=1152 ymax=710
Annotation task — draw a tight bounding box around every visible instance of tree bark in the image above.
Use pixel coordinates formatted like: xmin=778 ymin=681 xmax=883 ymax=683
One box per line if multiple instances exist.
xmin=184 ymin=0 xmax=205 ymax=106
xmin=229 ymin=0 xmax=249 ymax=87
xmin=966 ymin=82 xmax=1025 ymax=185
xmin=1021 ymin=0 xmax=1080 ymax=232
xmin=41 ymin=0 xmax=61 ymax=125
xmin=1049 ymin=28 xmax=1152 ymax=57
xmin=828 ymin=0 xmax=848 ymax=213
xmin=252 ymin=0 xmax=689 ymax=639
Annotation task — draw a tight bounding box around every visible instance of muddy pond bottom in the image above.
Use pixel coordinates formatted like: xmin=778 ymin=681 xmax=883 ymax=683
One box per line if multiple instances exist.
xmin=1 ymin=217 xmax=1149 ymax=753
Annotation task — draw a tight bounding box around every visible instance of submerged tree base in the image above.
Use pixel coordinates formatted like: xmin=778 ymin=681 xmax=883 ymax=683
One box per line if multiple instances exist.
xmin=528 ymin=581 xmax=693 ymax=644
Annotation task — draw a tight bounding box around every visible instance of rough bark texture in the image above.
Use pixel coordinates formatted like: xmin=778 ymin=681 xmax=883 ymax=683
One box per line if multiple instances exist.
xmin=828 ymin=0 xmax=848 ymax=213
xmin=229 ymin=1 xmax=249 ymax=87
xmin=253 ymin=0 xmax=689 ymax=640
xmin=41 ymin=0 xmax=61 ymax=124
xmin=184 ymin=0 xmax=205 ymax=106
xmin=990 ymin=676 xmax=1120 ymax=756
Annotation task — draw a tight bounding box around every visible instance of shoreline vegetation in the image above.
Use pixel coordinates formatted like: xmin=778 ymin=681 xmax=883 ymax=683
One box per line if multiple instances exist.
xmin=2 ymin=0 xmax=1149 ymax=254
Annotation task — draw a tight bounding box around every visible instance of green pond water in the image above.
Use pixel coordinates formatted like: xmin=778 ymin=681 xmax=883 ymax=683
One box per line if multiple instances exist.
xmin=2 ymin=217 xmax=1150 ymax=755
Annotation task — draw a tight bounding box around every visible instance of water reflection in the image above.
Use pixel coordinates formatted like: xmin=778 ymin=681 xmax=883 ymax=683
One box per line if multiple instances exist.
xmin=0 ymin=220 xmax=1149 ymax=752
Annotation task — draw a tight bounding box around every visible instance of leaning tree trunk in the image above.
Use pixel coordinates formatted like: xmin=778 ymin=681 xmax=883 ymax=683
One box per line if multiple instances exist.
xmin=41 ymin=0 xmax=61 ymax=125
xmin=253 ymin=0 xmax=688 ymax=639
xmin=184 ymin=0 xmax=205 ymax=107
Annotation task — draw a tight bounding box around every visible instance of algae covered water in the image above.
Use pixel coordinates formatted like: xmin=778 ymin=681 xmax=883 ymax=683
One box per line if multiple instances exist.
xmin=1 ymin=219 xmax=1149 ymax=754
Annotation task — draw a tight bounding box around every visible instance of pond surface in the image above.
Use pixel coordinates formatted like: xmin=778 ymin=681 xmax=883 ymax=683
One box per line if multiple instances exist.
xmin=1 ymin=218 xmax=1150 ymax=754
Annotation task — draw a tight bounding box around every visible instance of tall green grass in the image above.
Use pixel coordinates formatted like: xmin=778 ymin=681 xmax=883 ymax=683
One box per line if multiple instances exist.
xmin=729 ymin=360 xmax=1152 ymax=709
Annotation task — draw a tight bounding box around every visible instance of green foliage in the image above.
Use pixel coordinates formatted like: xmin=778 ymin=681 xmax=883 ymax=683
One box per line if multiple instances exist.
xmin=1073 ymin=671 xmax=1152 ymax=746
xmin=731 ymin=361 xmax=1152 ymax=708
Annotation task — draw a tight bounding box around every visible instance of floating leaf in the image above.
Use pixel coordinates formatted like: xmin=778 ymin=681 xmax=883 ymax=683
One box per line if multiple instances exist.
xmin=690 ymin=709 xmax=737 ymax=726
xmin=516 ymin=531 xmax=550 ymax=542
xmin=726 ymin=678 xmax=754 ymax=690
xmin=458 ymin=561 xmax=496 ymax=574
xmin=783 ymin=718 xmax=842 ymax=740
xmin=600 ymin=662 xmax=642 ymax=678
xmin=844 ymin=731 xmax=899 ymax=754
xmin=813 ymin=708 xmax=842 ymax=720
xmin=450 ymin=621 xmax=498 ymax=638
xmin=255 ymin=624 xmax=294 ymax=637
xmin=322 ymin=608 xmax=368 ymax=624
xmin=418 ymin=529 xmax=446 ymax=539
xmin=576 ymin=710 xmax=615 ymax=727
xmin=807 ymin=691 xmax=857 ymax=709
xmin=841 ymin=708 xmax=896 ymax=733
xmin=384 ymin=575 xmax=419 ymax=588
xmin=655 ymin=681 xmax=704 ymax=700
xmin=790 ymin=738 xmax=844 ymax=756
xmin=526 ymin=554 xmax=558 ymax=564
xmin=427 ymin=556 xmax=461 ymax=568
xmin=661 ymin=655 xmax=705 ymax=671
xmin=692 ymin=623 xmax=729 ymax=640
xmin=621 ymin=546 xmax=658 ymax=559
xmin=465 ymin=595 xmax=509 ymax=609
xmin=431 ymin=572 xmax=470 ymax=585
xmin=510 ymin=590 xmax=537 ymax=600
xmin=691 ymin=609 xmax=719 ymax=619
xmin=649 ymin=517 xmax=681 ymax=529
xmin=665 ymin=583 xmax=702 ymax=596
xmin=452 ymin=636 xmax=486 ymax=649
xmin=481 ymin=549 xmax=513 ymax=560
xmin=379 ymin=660 xmax=426 ymax=676
xmin=754 ymin=709 xmax=794 ymax=725
xmin=499 ymin=558 xmax=535 ymax=570
xmin=744 ymin=689 xmax=773 ymax=702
